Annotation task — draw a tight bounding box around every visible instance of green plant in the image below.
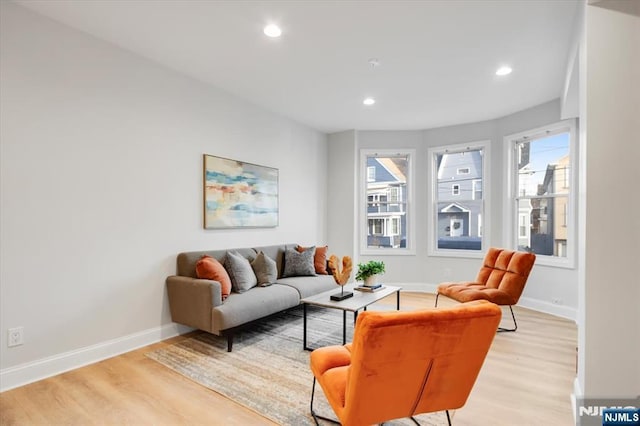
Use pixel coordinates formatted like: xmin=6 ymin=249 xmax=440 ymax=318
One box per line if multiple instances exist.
xmin=355 ymin=260 xmax=385 ymax=281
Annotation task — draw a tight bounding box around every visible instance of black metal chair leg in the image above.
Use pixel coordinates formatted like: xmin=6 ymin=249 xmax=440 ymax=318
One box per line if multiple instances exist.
xmin=497 ymin=305 xmax=518 ymax=332
xmin=310 ymin=377 xmax=340 ymax=425
xmin=446 ymin=410 xmax=452 ymax=426
xmin=434 ymin=293 xmax=439 ymax=307
xmin=310 ymin=377 xmax=320 ymax=426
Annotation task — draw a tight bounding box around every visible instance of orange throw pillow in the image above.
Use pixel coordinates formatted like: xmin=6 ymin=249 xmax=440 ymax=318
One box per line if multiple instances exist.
xmin=297 ymin=245 xmax=328 ymax=275
xmin=195 ymin=255 xmax=232 ymax=301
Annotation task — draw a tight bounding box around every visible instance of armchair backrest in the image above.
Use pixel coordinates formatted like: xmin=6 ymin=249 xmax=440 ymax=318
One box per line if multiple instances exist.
xmin=476 ymin=247 xmax=536 ymax=302
xmin=342 ymin=301 xmax=502 ymax=424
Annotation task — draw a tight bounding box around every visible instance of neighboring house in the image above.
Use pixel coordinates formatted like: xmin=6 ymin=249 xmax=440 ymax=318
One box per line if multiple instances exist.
xmin=529 ymin=154 xmax=569 ymax=256
xmin=436 ymin=150 xmax=483 ymax=250
xmin=366 ymin=157 xmax=407 ymax=248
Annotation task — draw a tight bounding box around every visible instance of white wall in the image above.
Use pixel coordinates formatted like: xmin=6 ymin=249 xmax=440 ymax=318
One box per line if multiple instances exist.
xmin=0 ymin=3 xmax=328 ymax=389
xmin=329 ymin=99 xmax=579 ymax=318
xmin=577 ymin=0 xmax=640 ymax=399
xmin=327 ymin=131 xmax=358 ymax=260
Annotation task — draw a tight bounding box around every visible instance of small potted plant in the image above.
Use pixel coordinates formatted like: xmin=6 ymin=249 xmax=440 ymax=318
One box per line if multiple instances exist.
xmin=355 ymin=260 xmax=385 ymax=287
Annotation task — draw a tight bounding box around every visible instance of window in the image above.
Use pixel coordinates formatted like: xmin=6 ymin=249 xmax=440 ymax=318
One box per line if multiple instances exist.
xmin=472 ymin=179 xmax=482 ymax=200
xmin=505 ymin=120 xmax=576 ymax=267
xmin=389 ymin=186 xmax=401 ymax=203
xmin=369 ymin=218 xmax=384 ymax=235
xmin=428 ymin=141 xmax=490 ymax=256
xmin=390 ymin=218 xmax=400 ymax=235
xmin=361 ymin=150 xmax=415 ymax=254
xmin=367 ymin=166 xmax=376 ymax=182
xmin=519 ymin=213 xmax=529 ymax=238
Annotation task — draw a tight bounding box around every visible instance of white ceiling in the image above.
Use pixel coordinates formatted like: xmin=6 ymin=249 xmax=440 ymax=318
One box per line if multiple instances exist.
xmin=14 ymin=0 xmax=580 ymax=133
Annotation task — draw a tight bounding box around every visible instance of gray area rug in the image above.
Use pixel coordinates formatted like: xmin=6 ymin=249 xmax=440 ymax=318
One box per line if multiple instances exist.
xmin=146 ymin=306 xmax=451 ymax=425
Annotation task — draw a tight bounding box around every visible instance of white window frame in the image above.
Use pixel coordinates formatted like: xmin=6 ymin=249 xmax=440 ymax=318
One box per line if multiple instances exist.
xmin=503 ymin=119 xmax=577 ymax=268
xmin=360 ymin=149 xmax=416 ymax=255
xmin=390 ymin=217 xmax=400 ymax=236
xmin=519 ymin=213 xmax=529 ymax=238
xmin=452 ymin=184 xmax=460 ymax=195
xmin=367 ymin=166 xmax=376 ymax=182
xmin=428 ymin=140 xmax=491 ymax=258
xmin=472 ymin=179 xmax=482 ymax=200
xmin=389 ymin=186 xmax=401 ymax=203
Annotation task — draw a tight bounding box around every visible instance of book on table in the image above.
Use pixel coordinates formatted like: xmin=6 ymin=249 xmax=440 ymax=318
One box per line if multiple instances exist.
xmin=355 ymin=284 xmax=385 ymax=292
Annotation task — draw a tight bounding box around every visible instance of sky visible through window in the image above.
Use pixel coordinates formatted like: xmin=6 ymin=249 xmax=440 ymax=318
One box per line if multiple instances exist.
xmin=520 ymin=133 xmax=569 ymax=195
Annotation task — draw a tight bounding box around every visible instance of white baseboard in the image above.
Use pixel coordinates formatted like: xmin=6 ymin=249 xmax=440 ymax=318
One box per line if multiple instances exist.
xmin=393 ymin=282 xmax=438 ymax=294
xmin=519 ymin=296 xmax=577 ymax=321
xmin=572 ymin=377 xmax=583 ymax=424
xmin=393 ymin=283 xmax=578 ymax=322
xmin=0 ymin=323 xmax=192 ymax=392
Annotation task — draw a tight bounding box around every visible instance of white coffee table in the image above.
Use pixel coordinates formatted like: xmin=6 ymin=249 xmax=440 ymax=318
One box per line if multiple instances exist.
xmin=300 ymin=284 xmax=402 ymax=351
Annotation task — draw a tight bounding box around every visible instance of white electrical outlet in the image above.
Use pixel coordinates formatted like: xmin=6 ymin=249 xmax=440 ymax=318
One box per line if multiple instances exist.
xmin=8 ymin=327 xmax=24 ymax=347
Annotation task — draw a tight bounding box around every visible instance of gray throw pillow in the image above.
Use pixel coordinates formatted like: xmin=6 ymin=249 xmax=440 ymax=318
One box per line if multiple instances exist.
xmin=282 ymin=247 xmax=316 ymax=277
xmin=251 ymin=251 xmax=278 ymax=286
xmin=225 ymin=251 xmax=258 ymax=293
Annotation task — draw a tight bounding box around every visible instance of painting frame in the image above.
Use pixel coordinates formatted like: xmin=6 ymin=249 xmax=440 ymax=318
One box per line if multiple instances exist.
xmin=203 ymin=154 xmax=279 ymax=229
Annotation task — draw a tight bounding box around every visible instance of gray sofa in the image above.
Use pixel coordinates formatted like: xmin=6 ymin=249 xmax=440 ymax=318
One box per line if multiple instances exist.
xmin=166 ymin=243 xmax=336 ymax=351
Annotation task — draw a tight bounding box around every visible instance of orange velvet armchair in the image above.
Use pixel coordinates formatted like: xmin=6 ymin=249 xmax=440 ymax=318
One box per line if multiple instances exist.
xmin=436 ymin=247 xmax=536 ymax=332
xmin=309 ymin=300 xmax=502 ymax=426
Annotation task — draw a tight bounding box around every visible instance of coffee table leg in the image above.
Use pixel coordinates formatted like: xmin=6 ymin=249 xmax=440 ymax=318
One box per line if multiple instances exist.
xmin=303 ymin=303 xmax=309 ymax=350
xmin=342 ymin=310 xmax=347 ymax=345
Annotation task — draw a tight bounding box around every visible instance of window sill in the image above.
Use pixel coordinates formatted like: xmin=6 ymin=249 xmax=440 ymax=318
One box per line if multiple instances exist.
xmin=360 ymin=248 xmax=416 ymax=256
xmin=427 ymin=249 xmax=485 ymax=259
xmin=532 ymin=255 xmax=576 ymax=269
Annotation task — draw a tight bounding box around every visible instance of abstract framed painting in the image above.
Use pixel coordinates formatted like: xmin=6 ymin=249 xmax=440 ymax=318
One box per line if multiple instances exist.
xmin=203 ymin=154 xmax=279 ymax=229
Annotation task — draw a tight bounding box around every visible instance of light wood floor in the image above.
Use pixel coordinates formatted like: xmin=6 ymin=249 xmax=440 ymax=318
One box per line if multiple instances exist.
xmin=0 ymin=292 xmax=577 ymax=426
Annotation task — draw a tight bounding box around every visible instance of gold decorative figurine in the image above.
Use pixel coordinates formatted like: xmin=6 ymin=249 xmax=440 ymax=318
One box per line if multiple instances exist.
xmin=328 ymin=255 xmax=354 ymax=301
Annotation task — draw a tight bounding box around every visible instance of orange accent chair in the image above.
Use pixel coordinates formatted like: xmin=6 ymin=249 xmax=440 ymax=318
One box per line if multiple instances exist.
xmin=309 ymin=300 xmax=502 ymax=426
xmin=436 ymin=247 xmax=536 ymax=332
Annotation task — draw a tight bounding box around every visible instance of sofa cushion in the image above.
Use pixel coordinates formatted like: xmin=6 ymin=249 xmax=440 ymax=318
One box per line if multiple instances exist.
xmin=276 ymin=275 xmax=337 ymax=298
xmin=251 ymin=251 xmax=278 ymax=286
xmin=211 ymin=285 xmax=300 ymax=334
xmin=225 ymin=251 xmax=258 ymax=293
xmin=297 ymin=245 xmax=329 ymax=275
xmin=177 ymin=248 xmax=256 ymax=278
xmin=283 ymin=247 xmax=316 ymax=277
xmin=195 ymin=255 xmax=232 ymax=300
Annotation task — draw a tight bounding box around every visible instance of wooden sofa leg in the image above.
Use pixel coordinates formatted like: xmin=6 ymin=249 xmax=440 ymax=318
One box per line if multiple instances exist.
xmin=227 ymin=334 xmax=233 ymax=352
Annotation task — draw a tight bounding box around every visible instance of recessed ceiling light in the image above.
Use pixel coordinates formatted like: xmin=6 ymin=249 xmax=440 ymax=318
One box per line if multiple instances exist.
xmin=363 ymin=97 xmax=376 ymax=106
xmin=496 ymin=66 xmax=513 ymax=76
xmin=263 ymin=24 xmax=282 ymax=38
